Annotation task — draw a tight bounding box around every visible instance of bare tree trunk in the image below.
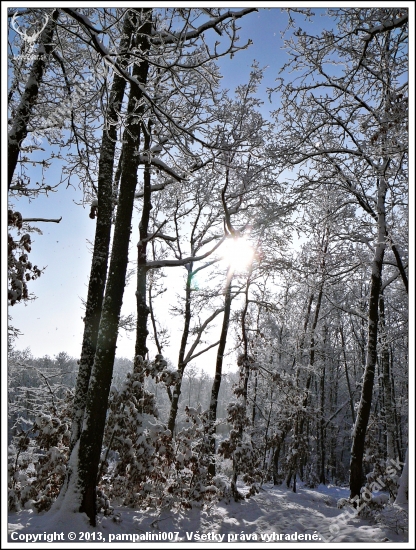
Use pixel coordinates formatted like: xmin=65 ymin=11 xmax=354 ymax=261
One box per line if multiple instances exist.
xmin=230 ymin=272 xmax=252 ymax=499
xmin=340 ymin=325 xmax=356 ymax=424
xmin=148 ymin=278 xmax=163 ymax=355
xmin=297 ymin=278 xmax=324 ymax=447
xmin=390 ymin=365 xmax=403 ymax=463
xmin=135 ymin=124 xmax=152 ymax=362
xmin=285 ymin=292 xmax=313 ymax=488
xmin=273 ymin=431 xmax=286 ymax=485
xmin=350 ymin=176 xmax=387 ymax=500
xmin=319 ymin=360 xmax=326 ymax=484
xmin=167 ymin=264 xmax=193 ymax=435
xmin=262 ymin=388 xmax=274 ymax=471
xmin=75 ymin=10 xmax=152 ymax=525
xmin=70 ymin=11 xmax=135 ymax=450
xmin=208 ymin=269 xmax=232 ymax=477
xmin=252 ymin=370 xmax=258 ymax=425
xmin=379 ymin=288 xmax=395 ymax=460
xmin=328 ymin=351 xmax=340 ymax=482
xmin=294 ymin=292 xmax=314 ymax=376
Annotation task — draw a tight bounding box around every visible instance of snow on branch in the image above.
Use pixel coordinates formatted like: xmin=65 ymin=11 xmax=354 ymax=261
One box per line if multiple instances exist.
xmin=186 ymin=340 xmax=221 ymax=364
xmin=61 ymin=8 xmax=250 ymax=151
xmin=381 ymin=267 xmax=408 ymax=292
xmin=61 ymin=8 xmax=105 ymax=35
xmin=184 ymin=308 xmax=225 ymax=364
xmin=139 ymin=220 xmax=177 ymax=245
xmin=138 ymin=155 xmax=186 ymax=181
xmin=325 ymin=296 xmax=367 ymax=321
xmin=357 ymin=13 xmax=408 ymax=70
xmin=22 ymin=217 xmax=62 ymax=223
xmin=135 ymin=182 xmax=168 ymax=198
xmin=151 ymin=8 xmax=257 ymax=44
xmin=146 ymin=235 xmax=225 ymax=269
xmin=361 ymin=14 xmax=408 ymax=42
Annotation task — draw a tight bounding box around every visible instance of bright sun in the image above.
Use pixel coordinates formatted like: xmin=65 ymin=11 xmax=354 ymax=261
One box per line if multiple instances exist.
xmin=220 ymin=237 xmax=255 ymax=273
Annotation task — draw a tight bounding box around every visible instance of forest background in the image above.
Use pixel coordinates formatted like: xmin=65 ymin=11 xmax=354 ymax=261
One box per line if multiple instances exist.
xmin=4 ymin=2 xmax=413 ymax=535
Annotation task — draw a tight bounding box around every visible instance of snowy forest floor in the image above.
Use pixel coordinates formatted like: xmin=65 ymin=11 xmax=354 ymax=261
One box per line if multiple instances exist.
xmin=8 ymin=483 xmax=408 ymax=545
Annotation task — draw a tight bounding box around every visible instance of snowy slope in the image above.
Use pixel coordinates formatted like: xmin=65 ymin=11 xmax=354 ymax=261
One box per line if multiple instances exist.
xmin=7 ymin=483 xmax=409 ymax=547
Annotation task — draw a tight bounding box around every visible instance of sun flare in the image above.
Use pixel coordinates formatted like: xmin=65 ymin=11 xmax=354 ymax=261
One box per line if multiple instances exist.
xmin=220 ymin=237 xmax=255 ymax=273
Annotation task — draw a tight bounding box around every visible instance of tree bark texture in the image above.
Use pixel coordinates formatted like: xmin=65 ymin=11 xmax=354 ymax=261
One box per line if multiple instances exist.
xmin=319 ymin=361 xmax=326 ymax=484
xmin=340 ymin=326 xmax=356 ymax=424
xmin=76 ymin=9 xmax=152 ymax=525
xmin=230 ymin=272 xmax=251 ymax=498
xmin=167 ymin=264 xmax=193 ymax=435
xmin=379 ymin=289 xmax=396 ymax=460
xmin=70 ymin=11 xmax=136 ymax=450
xmin=134 ymin=126 xmax=152 ymax=362
xmin=349 ymin=175 xmax=387 ymax=500
xmin=208 ymin=272 xmax=232 ymax=477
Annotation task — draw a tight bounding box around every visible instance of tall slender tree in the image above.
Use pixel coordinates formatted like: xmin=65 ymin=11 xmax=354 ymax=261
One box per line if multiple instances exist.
xmin=56 ymin=7 xmax=257 ymax=524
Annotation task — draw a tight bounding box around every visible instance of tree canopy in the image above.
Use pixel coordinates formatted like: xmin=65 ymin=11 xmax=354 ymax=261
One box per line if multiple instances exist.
xmin=7 ymin=7 xmax=409 ymax=531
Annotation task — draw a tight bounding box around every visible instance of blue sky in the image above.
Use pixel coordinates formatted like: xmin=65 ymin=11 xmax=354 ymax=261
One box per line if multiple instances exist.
xmin=5 ymin=7 xmax=308 ymax=363
xmin=5 ymin=6 xmax=411 ymax=369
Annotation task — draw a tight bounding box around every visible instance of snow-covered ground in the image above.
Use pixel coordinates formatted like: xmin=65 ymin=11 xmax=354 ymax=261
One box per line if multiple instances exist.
xmin=7 ymin=483 xmax=409 ymax=547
